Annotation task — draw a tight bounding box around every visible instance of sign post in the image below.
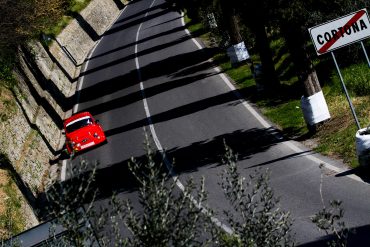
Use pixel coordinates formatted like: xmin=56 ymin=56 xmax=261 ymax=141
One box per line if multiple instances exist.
xmin=360 ymin=41 xmax=370 ymax=67
xmin=309 ymin=8 xmax=370 ymax=130
xmin=330 ymin=52 xmax=361 ymax=129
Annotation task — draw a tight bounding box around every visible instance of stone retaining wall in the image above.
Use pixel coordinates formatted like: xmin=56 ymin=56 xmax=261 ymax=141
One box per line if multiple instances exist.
xmin=0 ymin=0 xmax=124 ymax=228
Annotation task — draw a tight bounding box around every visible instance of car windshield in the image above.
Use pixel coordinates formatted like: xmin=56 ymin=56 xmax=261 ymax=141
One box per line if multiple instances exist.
xmin=65 ymin=117 xmax=93 ymax=133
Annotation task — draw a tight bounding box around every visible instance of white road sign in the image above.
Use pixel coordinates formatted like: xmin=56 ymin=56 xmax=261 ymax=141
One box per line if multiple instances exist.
xmin=309 ymin=9 xmax=370 ymax=55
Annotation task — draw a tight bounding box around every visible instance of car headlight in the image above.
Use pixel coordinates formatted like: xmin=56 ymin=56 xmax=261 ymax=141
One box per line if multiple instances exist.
xmin=94 ymin=133 xmax=101 ymax=139
xmin=71 ymin=141 xmax=76 ymax=147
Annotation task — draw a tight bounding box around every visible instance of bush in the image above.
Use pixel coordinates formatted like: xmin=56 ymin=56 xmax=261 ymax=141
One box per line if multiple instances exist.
xmin=37 ymin=142 xmax=296 ymax=246
xmin=341 ymin=63 xmax=370 ymax=96
xmin=6 ymin=142 xmax=350 ymax=246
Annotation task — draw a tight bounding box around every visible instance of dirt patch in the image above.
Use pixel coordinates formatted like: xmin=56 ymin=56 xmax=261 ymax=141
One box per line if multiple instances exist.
xmin=317 ymin=111 xmax=352 ymax=135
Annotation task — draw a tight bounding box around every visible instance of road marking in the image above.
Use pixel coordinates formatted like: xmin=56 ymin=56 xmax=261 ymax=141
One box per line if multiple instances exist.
xmin=61 ymin=160 xmax=67 ymax=181
xmin=135 ymin=2 xmax=233 ymax=234
xmin=61 ymin=5 xmax=129 ymax=182
xmin=182 ymin=17 xmax=203 ymax=50
xmin=180 ymin=14 xmax=365 ymax=184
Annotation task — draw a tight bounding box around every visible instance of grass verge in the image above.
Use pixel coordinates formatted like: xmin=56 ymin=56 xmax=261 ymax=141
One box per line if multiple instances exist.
xmin=185 ymin=16 xmax=370 ymax=168
xmin=0 ymin=155 xmax=26 ymax=240
xmin=44 ymin=0 xmax=93 ymax=39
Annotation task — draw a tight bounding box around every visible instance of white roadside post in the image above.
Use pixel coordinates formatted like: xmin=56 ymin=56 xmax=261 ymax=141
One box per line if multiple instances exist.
xmin=309 ymin=8 xmax=370 ymax=166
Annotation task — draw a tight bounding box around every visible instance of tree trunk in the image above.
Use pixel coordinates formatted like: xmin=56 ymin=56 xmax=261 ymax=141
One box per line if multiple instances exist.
xmin=219 ymin=0 xmax=243 ymax=45
xmin=281 ymin=24 xmax=330 ymax=130
xmin=240 ymin=0 xmax=279 ymax=88
xmin=302 ymin=65 xmax=322 ymax=97
xmin=251 ymin=21 xmax=280 ymax=87
xmin=282 ymin=24 xmax=321 ymax=97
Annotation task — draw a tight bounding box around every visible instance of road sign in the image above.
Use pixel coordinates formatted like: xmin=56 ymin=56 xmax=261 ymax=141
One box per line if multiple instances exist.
xmin=309 ymin=9 xmax=370 ymax=55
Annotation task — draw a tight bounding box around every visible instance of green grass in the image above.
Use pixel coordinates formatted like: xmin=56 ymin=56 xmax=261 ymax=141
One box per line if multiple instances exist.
xmin=0 ymin=179 xmax=25 ymax=239
xmin=185 ymin=15 xmax=370 ymax=168
xmin=340 ymin=63 xmax=370 ymax=96
xmin=0 ymin=52 xmax=17 ymax=89
xmin=69 ymin=0 xmax=92 ymax=13
xmin=315 ymin=124 xmax=359 ymax=166
xmin=263 ymin=100 xmax=306 ymax=136
xmin=44 ymin=16 xmax=74 ymax=40
xmin=44 ymin=0 xmax=92 ymax=39
xmin=0 ymin=155 xmax=26 ymax=239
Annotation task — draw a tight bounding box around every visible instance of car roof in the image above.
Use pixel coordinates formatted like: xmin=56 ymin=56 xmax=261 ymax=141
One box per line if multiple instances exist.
xmin=64 ymin=112 xmax=93 ymax=127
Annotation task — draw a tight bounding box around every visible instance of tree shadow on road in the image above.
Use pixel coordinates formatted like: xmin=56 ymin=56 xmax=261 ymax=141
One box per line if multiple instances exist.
xmin=166 ymin=127 xmax=284 ymax=174
xmin=335 ymin=166 xmax=370 ymax=184
xmin=42 ymin=126 xmax=284 ymax=210
xmin=298 ymin=224 xmax=370 ymax=247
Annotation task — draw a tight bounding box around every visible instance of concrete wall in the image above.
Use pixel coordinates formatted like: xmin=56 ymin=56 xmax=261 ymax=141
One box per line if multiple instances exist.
xmin=0 ymin=0 xmax=123 ymax=228
xmin=49 ymin=0 xmax=122 ymax=78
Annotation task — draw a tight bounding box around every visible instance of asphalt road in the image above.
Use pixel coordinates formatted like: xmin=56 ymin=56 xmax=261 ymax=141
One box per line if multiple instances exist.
xmin=63 ymin=0 xmax=370 ymax=245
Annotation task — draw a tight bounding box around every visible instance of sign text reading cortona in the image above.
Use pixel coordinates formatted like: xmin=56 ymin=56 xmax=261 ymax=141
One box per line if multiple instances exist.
xmin=309 ymin=9 xmax=370 ymax=55
xmin=316 ymin=19 xmax=368 ymax=45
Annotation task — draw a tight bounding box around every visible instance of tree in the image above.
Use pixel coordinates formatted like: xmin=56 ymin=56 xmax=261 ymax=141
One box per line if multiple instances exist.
xmin=271 ymin=0 xmax=369 ymax=96
xmin=218 ymin=0 xmax=243 ymax=45
xmin=34 ymin=143 xmax=294 ymax=246
xmin=118 ymin=141 xmax=215 ymax=246
xmin=217 ymin=145 xmax=293 ymax=246
xmin=0 ymin=0 xmax=68 ymax=49
xmin=6 ymin=142 xmax=355 ymax=246
xmin=238 ymin=0 xmax=280 ymax=88
xmin=189 ymin=0 xmax=280 ymax=88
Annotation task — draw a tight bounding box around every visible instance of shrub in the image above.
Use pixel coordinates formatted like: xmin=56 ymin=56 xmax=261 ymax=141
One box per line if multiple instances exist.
xmin=6 ymin=143 xmax=351 ymax=246
xmin=341 ymin=63 xmax=370 ymax=96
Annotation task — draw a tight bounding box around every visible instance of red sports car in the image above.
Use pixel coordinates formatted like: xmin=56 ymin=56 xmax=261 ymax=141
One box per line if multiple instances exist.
xmin=63 ymin=112 xmax=106 ymax=155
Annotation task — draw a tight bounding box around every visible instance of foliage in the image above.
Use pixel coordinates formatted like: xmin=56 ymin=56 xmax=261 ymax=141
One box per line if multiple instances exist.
xmin=44 ymin=0 xmax=92 ymax=39
xmin=312 ymin=200 xmax=349 ymax=247
xmin=43 ymin=159 xmax=100 ymax=246
xmin=262 ymin=100 xmax=306 ymax=138
xmin=67 ymin=0 xmax=92 ymax=14
xmin=123 ymin=144 xmax=214 ymax=246
xmin=5 ymin=139 xmax=357 ymax=247
xmin=0 ymin=0 xmax=69 ymax=49
xmin=0 ymin=154 xmax=26 ymax=240
xmin=3 ymin=141 xmax=302 ymax=246
xmin=0 ymin=51 xmax=17 ymax=90
xmin=218 ymin=145 xmax=294 ymax=247
xmin=340 ymin=63 xmax=370 ymax=96
xmin=310 ymin=164 xmax=351 ymax=247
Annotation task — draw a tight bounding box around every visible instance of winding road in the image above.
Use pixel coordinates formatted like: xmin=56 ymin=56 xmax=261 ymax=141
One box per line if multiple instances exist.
xmin=62 ymin=0 xmax=370 ymax=245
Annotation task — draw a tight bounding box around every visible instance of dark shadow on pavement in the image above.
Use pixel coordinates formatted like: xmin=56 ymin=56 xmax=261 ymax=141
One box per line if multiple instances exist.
xmin=335 ymin=166 xmax=370 ymax=184
xmin=112 ymin=2 xmax=171 ymax=26
xmin=84 ymin=72 xmax=217 ymax=116
xmin=105 ymin=8 xmax=172 ymax=37
xmin=49 ymin=148 xmax=70 ymax=165
xmin=42 ymin=126 xmax=284 ymax=206
xmin=80 ymin=33 xmax=213 ymax=77
xmin=89 ymin=25 xmax=186 ymax=60
xmin=166 ymin=128 xmax=284 ymax=174
xmin=39 ymin=151 xmax=167 ymax=219
xmin=79 ymin=47 xmax=219 ymax=105
xmin=248 ymin=150 xmax=313 ymax=169
xmin=112 ymin=0 xmax=125 ymax=9
xmin=104 ymin=88 xmax=244 ymax=137
xmin=298 ymin=224 xmax=370 ymax=247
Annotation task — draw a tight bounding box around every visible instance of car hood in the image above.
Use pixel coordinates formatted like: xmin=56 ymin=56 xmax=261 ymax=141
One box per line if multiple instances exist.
xmin=66 ymin=124 xmax=101 ymax=142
